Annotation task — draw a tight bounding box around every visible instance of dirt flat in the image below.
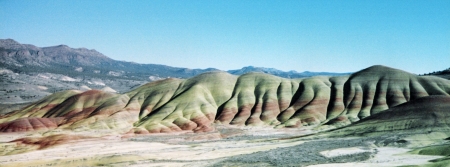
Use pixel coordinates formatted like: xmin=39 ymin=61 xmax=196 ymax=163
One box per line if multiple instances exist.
xmin=0 ymin=126 xmax=448 ymax=167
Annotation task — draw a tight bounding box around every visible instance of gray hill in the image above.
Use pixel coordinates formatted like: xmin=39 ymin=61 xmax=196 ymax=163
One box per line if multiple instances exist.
xmin=0 ymin=39 xmax=349 ymax=80
xmin=0 ymin=38 xmax=351 ymax=113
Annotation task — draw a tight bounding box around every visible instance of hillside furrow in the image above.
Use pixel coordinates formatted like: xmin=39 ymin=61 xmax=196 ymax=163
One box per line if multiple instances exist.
xmin=1 ymin=65 xmax=449 ymax=134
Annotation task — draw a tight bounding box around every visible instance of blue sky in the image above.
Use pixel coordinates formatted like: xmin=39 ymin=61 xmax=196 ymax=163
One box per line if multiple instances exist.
xmin=1 ymin=0 xmax=449 ymax=74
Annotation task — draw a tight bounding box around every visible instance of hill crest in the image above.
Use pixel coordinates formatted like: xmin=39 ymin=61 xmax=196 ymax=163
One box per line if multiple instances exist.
xmin=1 ymin=65 xmax=449 ymax=134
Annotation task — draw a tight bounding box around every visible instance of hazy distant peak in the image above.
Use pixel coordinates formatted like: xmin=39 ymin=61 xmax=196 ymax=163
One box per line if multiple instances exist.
xmin=57 ymin=44 xmax=69 ymax=48
xmin=204 ymin=67 xmax=221 ymax=71
xmin=0 ymin=39 xmax=25 ymax=49
xmin=53 ymin=45 xmax=97 ymax=53
xmin=42 ymin=45 xmax=71 ymax=50
xmin=42 ymin=44 xmax=109 ymax=59
xmin=22 ymin=44 xmax=42 ymax=50
xmin=235 ymin=66 xmax=280 ymax=72
xmin=78 ymin=47 xmax=91 ymax=51
xmin=0 ymin=38 xmax=20 ymax=44
xmin=0 ymin=39 xmax=351 ymax=79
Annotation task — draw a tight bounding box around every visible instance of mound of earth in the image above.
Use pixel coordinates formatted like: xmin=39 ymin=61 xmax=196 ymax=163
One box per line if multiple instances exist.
xmin=323 ymin=95 xmax=450 ymax=135
xmin=0 ymin=65 xmax=450 ymax=166
xmin=0 ymin=65 xmax=449 ymax=135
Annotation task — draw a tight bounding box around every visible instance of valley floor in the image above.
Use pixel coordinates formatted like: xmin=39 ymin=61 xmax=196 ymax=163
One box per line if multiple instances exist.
xmin=0 ymin=125 xmax=447 ymax=167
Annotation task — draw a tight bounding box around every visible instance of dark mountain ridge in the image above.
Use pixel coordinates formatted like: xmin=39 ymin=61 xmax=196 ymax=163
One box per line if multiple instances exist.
xmin=0 ymin=39 xmax=349 ymax=80
xmin=0 ymin=39 xmax=218 ymax=80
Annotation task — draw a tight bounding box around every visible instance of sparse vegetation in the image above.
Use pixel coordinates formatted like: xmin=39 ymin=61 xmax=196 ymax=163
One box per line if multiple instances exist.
xmin=423 ymin=67 xmax=450 ymax=79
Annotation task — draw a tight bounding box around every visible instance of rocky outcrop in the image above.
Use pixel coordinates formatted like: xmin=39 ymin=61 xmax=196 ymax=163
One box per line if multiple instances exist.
xmin=0 ymin=65 xmax=449 ymax=134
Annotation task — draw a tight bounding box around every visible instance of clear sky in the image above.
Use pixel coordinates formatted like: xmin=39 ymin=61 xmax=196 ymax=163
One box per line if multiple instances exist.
xmin=1 ymin=0 xmax=449 ymax=74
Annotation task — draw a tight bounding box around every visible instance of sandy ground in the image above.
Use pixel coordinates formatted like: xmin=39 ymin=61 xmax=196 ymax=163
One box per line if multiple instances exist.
xmin=0 ymin=126 xmax=446 ymax=167
xmin=312 ymin=147 xmax=442 ymax=167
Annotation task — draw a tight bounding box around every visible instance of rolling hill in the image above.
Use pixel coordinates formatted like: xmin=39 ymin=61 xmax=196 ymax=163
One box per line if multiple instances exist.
xmin=1 ymin=65 xmax=448 ymax=134
xmin=1 ymin=39 xmax=450 ymax=166
xmin=0 ymin=39 xmax=350 ymax=114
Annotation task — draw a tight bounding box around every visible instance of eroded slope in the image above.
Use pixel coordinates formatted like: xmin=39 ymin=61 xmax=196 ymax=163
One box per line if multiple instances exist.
xmin=1 ymin=65 xmax=449 ymax=134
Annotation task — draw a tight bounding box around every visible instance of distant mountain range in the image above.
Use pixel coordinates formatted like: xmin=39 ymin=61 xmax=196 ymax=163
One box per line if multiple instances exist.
xmin=228 ymin=66 xmax=351 ymax=78
xmin=0 ymin=39 xmax=351 ymax=80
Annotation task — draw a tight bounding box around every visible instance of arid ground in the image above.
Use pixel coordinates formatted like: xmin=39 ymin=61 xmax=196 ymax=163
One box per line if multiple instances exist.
xmin=1 ymin=65 xmax=450 ymax=166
